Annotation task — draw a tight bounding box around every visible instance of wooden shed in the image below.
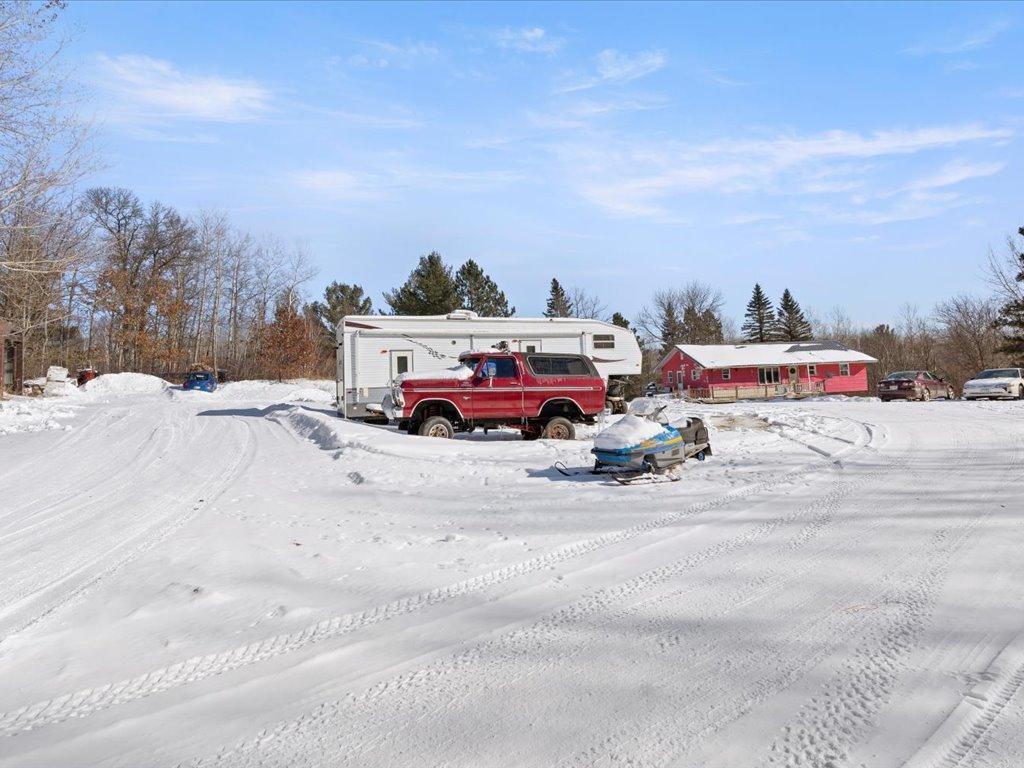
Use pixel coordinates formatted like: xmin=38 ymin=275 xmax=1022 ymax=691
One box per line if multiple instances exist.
xmin=1 ymin=320 xmax=24 ymax=397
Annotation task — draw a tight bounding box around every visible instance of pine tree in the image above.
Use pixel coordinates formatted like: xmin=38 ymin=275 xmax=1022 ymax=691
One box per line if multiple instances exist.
xmin=997 ymin=227 xmax=1024 ymax=362
xmin=775 ymin=288 xmax=813 ymax=341
xmin=454 ymin=260 xmax=514 ymax=317
xmin=683 ymin=305 xmax=724 ymax=344
xmin=544 ymin=278 xmax=573 ymax=318
xmin=261 ymin=295 xmax=321 ymax=381
xmin=611 ymin=312 xmax=631 ymax=329
xmin=741 ymin=283 xmax=779 ymax=343
xmin=659 ymin=303 xmax=684 ymax=355
xmin=307 ymin=282 xmax=373 ymax=331
xmin=383 ymin=252 xmax=461 ymax=315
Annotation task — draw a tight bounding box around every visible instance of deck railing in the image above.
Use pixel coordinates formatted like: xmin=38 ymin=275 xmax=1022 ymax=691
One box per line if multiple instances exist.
xmin=683 ymin=381 xmax=826 ymax=402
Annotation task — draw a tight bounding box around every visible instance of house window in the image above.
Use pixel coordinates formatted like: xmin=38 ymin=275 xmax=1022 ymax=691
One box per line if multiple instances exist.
xmin=758 ymin=367 xmax=781 ymax=385
xmin=807 ymin=364 xmax=817 ymax=377
xmin=691 ymin=367 xmax=701 ymax=381
xmin=839 ymin=362 xmax=850 ymax=376
xmin=667 ymin=370 xmax=674 ymax=385
xmin=593 ymin=334 xmax=615 ymax=349
xmin=721 ymin=368 xmax=731 ymax=381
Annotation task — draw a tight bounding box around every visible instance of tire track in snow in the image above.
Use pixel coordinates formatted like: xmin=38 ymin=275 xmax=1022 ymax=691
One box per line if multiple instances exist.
xmin=0 ymin=413 xmax=257 ymax=643
xmin=902 ymin=637 xmax=1024 ymax=768
xmin=548 ymin=415 xmax=981 ymax=767
xmin=755 ymin=420 xmax=1022 ymax=768
xmin=178 ymin=431 xmax=903 ymax=768
xmin=0 ymin=418 xmax=882 ymax=738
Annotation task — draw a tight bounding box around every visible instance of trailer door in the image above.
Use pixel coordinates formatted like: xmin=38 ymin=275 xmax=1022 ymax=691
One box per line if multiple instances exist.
xmin=518 ymin=338 xmax=542 ymax=353
xmin=389 ymin=350 xmax=413 ymax=380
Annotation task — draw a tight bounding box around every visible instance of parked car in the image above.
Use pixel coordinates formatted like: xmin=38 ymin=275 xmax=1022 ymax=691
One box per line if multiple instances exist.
xmin=962 ymin=368 xmax=1024 ymax=401
xmin=183 ymin=369 xmax=217 ymax=392
xmin=383 ymin=351 xmax=606 ymax=440
xmin=877 ymin=370 xmax=955 ymax=402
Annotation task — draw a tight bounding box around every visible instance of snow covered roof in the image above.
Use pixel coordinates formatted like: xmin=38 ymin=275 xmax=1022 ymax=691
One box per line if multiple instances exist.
xmin=663 ymin=341 xmax=877 ymax=369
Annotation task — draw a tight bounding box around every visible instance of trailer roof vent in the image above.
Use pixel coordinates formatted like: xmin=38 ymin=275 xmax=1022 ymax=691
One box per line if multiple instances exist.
xmin=446 ymin=309 xmax=479 ymax=320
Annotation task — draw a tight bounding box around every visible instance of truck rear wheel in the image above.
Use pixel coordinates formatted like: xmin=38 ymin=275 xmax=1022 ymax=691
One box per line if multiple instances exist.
xmin=418 ymin=416 xmax=455 ymax=439
xmin=542 ymin=417 xmax=575 ymax=440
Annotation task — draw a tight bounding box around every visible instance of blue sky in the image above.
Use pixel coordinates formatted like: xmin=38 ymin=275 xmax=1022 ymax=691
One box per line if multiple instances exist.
xmin=63 ymin=1 xmax=1023 ymax=325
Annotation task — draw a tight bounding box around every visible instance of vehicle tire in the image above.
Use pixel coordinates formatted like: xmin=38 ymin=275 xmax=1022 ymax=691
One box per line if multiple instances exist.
xmin=922 ymin=388 xmax=931 ymax=402
xmin=406 ymin=420 xmax=420 ymax=435
xmin=542 ymin=416 xmax=575 ymax=440
xmin=1018 ymin=386 xmax=1024 ymax=400
xmin=418 ymin=416 xmax=455 ymax=439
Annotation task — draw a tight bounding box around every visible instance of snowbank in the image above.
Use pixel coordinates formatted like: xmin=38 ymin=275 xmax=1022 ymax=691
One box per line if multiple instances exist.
xmin=396 ymin=364 xmax=475 ymax=383
xmin=0 ymin=397 xmax=76 ymax=434
xmin=80 ymin=372 xmax=170 ymax=399
xmin=593 ymin=414 xmax=669 ymax=450
xmin=210 ymin=379 xmax=334 ymax=404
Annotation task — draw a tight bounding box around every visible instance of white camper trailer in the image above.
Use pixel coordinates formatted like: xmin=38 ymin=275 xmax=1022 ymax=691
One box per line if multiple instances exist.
xmin=336 ymin=310 xmax=642 ymax=418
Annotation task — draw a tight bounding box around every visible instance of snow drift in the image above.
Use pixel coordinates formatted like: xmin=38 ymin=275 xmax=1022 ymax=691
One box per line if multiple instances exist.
xmin=80 ymin=372 xmax=170 ymax=399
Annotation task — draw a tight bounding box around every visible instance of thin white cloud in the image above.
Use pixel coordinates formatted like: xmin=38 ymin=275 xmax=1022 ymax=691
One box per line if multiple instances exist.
xmin=704 ymin=68 xmax=747 ymax=87
xmin=348 ymin=39 xmax=440 ymax=69
xmin=550 ymin=123 xmax=1011 ymax=218
xmin=495 ymin=27 xmax=564 ymax=54
xmin=558 ymin=48 xmax=666 ymax=93
xmin=292 ymin=163 xmax=522 ymax=201
xmin=93 ymin=54 xmax=271 ymax=123
xmin=894 ymin=158 xmax=1004 ymax=194
xmin=903 ymin=20 xmax=1011 ymax=56
xmin=997 ymin=86 xmax=1024 ymax=98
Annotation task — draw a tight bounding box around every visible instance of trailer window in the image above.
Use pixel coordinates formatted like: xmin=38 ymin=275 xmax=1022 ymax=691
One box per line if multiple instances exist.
xmin=839 ymin=363 xmax=850 ymax=376
xmin=527 ymin=355 xmax=592 ymax=376
xmin=593 ymin=334 xmax=615 ymax=349
xmin=721 ymin=368 xmax=731 ymax=381
xmin=758 ymin=367 xmax=781 ymax=385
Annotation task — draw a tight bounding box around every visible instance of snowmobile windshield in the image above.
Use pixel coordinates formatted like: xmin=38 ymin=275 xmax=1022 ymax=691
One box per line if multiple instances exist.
xmin=628 ymin=398 xmax=661 ymax=416
xmin=975 ymin=369 xmax=1018 ymax=379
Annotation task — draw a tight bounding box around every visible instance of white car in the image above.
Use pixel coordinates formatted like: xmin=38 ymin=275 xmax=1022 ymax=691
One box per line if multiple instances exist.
xmin=962 ymin=368 xmax=1024 ymax=401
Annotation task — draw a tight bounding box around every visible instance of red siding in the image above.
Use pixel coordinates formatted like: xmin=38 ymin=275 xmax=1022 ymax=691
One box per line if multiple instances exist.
xmin=659 ymin=352 xmax=870 ymax=395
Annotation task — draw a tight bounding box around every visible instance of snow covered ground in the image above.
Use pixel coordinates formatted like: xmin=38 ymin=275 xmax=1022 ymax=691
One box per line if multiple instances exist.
xmin=1 ymin=381 xmax=1023 ymax=767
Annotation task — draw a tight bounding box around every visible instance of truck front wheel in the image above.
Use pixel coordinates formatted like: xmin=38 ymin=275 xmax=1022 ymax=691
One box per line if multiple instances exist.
xmin=542 ymin=417 xmax=575 ymax=440
xmin=419 ymin=416 xmax=455 ymax=439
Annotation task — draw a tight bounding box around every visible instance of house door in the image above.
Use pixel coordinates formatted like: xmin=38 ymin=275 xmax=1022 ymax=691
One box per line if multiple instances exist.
xmin=788 ymin=365 xmax=800 ymax=393
xmin=519 ymin=339 xmax=542 ymax=353
xmin=389 ymin=350 xmax=412 ymax=381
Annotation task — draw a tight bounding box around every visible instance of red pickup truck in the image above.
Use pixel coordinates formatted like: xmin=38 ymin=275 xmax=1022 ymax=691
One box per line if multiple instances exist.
xmin=384 ymin=351 xmax=606 ymax=440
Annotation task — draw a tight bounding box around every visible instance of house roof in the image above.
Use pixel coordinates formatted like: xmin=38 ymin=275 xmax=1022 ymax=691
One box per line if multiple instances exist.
xmin=660 ymin=341 xmax=877 ymax=370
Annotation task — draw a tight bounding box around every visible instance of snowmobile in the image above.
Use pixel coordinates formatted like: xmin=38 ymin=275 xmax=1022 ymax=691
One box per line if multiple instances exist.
xmin=594 ymin=401 xmax=711 ymax=483
xmin=555 ymin=399 xmax=712 ymax=484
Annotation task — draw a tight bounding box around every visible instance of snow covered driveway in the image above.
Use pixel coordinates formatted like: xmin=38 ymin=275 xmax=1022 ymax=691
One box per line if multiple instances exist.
xmin=1 ymin=390 xmax=1023 ymax=767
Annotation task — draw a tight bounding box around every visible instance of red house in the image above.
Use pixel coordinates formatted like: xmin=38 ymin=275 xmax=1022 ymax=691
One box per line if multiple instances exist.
xmin=656 ymin=341 xmax=877 ymax=400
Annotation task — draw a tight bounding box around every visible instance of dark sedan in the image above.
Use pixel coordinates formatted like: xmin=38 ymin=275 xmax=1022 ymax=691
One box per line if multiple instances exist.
xmin=877 ymin=370 xmax=955 ymax=402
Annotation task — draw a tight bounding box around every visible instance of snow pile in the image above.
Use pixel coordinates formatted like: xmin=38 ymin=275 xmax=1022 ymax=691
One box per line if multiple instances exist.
xmin=80 ymin=372 xmax=170 ymax=399
xmin=0 ymin=398 xmax=76 ymax=434
xmin=211 ymin=379 xmax=334 ymax=404
xmin=396 ymin=364 xmax=475 ymax=383
xmin=593 ymin=414 xmax=669 ymax=450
